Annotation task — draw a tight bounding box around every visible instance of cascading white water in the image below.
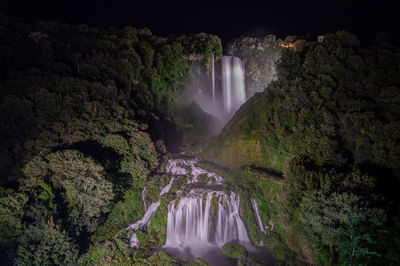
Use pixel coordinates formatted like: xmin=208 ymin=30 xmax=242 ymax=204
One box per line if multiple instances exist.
xmin=125 ymin=157 xmax=276 ymax=265
xmin=222 ymin=56 xmax=232 ymax=113
xmin=211 ymin=53 xmax=215 ymax=104
xmin=165 ymin=158 xmax=223 ymax=184
xmin=141 ymin=187 xmax=147 ymax=212
xmin=127 ymin=201 xmax=160 ymax=248
xmin=222 ymin=56 xmax=246 ymax=114
xmin=250 ymin=198 xmax=266 ymax=234
xmin=160 ymin=176 xmax=175 ymax=196
xmin=126 ymin=176 xmax=175 ymax=248
xmin=165 ymin=190 xmax=250 ymax=248
xmin=163 ymin=158 xmax=252 ymax=264
xmin=232 ymin=57 xmax=246 ymax=108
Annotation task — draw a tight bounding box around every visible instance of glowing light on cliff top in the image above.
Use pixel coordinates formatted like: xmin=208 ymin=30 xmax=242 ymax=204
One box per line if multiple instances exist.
xmin=280 ymin=43 xmax=296 ymax=48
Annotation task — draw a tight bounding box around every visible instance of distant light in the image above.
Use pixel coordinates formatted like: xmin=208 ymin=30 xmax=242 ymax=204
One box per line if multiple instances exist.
xmin=279 ymin=43 xmax=296 ymax=48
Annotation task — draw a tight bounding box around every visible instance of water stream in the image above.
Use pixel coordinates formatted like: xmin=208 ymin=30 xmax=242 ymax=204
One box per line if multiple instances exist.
xmin=251 ymin=198 xmax=266 ymax=235
xmin=222 ymin=56 xmax=246 ymax=114
xmin=162 ymin=157 xmax=253 ymax=264
xmin=126 ymin=157 xmax=275 ymax=264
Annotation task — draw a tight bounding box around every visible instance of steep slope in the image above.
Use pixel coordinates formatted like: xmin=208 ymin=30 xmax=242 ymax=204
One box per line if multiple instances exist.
xmin=205 ymin=31 xmax=400 ymax=174
xmin=202 ymin=31 xmax=400 ymax=265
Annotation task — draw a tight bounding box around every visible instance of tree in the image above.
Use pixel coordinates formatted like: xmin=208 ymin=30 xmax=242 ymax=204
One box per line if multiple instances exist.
xmin=300 ymin=190 xmax=385 ymax=265
xmin=46 ymin=150 xmax=114 ymax=233
xmin=15 ymin=218 xmax=78 ymax=266
xmin=0 ymin=192 xmax=28 ymax=264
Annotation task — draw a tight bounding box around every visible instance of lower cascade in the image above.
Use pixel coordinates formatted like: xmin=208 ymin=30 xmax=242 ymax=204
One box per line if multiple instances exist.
xmin=165 ymin=190 xmax=251 ymax=248
xmin=126 ymin=157 xmax=270 ymax=264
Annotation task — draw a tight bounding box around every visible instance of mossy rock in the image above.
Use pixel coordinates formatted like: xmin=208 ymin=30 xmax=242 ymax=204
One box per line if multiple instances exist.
xmin=189 ymin=258 xmax=213 ymax=265
xmin=145 ymin=250 xmax=180 ymax=265
xmin=197 ymin=173 xmax=209 ymax=183
xmin=221 ymin=242 xmax=247 ymax=259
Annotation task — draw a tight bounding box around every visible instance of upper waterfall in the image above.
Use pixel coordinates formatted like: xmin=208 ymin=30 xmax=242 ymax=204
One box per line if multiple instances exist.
xmin=192 ymin=54 xmax=247 ymax=128
xmin=211 ymin=53 xmax=215 ymax=104
xmin=222 ymin=56 xmax=246 ymax=115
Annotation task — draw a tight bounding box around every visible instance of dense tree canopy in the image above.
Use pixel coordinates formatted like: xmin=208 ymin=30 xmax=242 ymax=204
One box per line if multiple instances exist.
xmin=0 ymin=17 xmax=222 ymax=265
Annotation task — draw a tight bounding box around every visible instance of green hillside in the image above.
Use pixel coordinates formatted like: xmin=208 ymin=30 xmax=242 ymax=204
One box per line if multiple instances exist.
xmin=202 ymin=31 xmax=400 ymax=265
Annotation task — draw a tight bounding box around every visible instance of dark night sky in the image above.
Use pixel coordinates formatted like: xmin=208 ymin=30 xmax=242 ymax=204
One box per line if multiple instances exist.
xmin=2 ymin=0 xmax=399 ymax=43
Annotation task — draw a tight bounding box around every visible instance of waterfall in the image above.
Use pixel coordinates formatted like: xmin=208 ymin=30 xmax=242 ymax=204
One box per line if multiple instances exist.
xmin=165 ymin=158 xmax=223 ymax=184
xmin=127 ymin=201 xmax=160 ymax=248
xmin=163 ymin=157 xmax=252 ymax=263
xmin=192 ymin=54 xmax=246 ymax=127
xmin=122 ymin=156 xmax=279 ymax=265
xmin=126 ymin=157 xmax=256 ymax=263
xmin=160 ymin=176 xmax=175 ymax=196
xmin=141 ymin=187 xmax=147 ymax=212
xmin=165 ymin=190 xmax=250 ymax=248
xmin=222 ymin=56 xmax=246 ymax=114
xmin=250 ymin=198 xmax=266 ymax=234
xmin=126 ymin=176 xmax=175 ymax=249
xmin=222 ymin=56 xmax=232 ymax=113
xmin=211 ymin=53 xmax=215 ymax=104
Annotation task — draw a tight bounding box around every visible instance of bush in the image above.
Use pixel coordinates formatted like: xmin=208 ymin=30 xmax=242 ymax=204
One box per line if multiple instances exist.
xmin=221 ymin=242 xmax=247 ymax=259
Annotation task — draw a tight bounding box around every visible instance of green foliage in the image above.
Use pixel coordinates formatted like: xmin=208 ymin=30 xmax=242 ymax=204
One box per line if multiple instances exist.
xmin=282 ymin=158 xmax=388 ymax=265
xmin=174 ymin=33 xmax=222 ymax=67
xmin=222 ymin=167 xmax=285 ymax=252
xmin=0 ymin=19 xmax=223 ymax=264
xmin=205 ymin=31 xmax=400 ymax=175
xmin=32 ymin=150 xmax=114 ymax=233
xmin=15 ymin=219 xmax=78 ymax=266
xmin=0 ymin=192 xmax=28 ymax=263
xmin=137 ymin=196 xmax=169 ymax=251
xmin=123 ymin=26 xmax=139 ymax=44
xmin=78 ymin=240 xmax=135 ymax=265
xmin=203 ymin=31 xmax=400 ymax=264
xmin=0 ymin=20 xmax=221 ymax=188
xmin=38 ymin=181 xmax=56 ymax=211
xmin=209 ymin=192 xmax=219 ymax=220
xmin=196 ymin=173 xmax=209 ymax=183
xmin=92 ymin=188 xmax=144 ymax=243
xmin=170 ymin=101 xmax=221 ymax=149
xmin=221 ymin=242 xmax=247 ymax=259
xmin=0 ymin=192 xmax=28 ymax=239
xmin=144 ymin=250 xmax=180 ymax=265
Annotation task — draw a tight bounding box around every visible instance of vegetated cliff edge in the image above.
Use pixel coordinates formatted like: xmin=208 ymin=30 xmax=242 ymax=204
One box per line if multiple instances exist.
xmin=201 ymin=31 xmax=400 ymax=265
